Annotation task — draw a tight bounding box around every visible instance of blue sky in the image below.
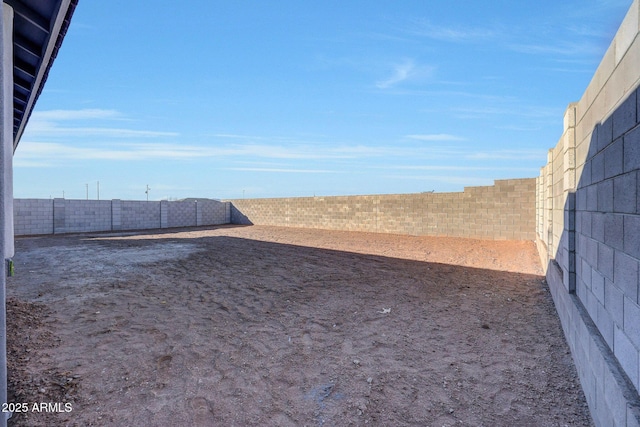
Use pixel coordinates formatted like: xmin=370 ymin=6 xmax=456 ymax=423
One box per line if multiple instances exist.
xmin=13 ymin=0 xmax=633 ymax=200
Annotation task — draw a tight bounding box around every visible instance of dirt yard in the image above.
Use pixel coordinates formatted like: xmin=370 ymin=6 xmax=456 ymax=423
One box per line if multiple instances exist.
xmin=6 ymin=225 xmax=592 ymax=426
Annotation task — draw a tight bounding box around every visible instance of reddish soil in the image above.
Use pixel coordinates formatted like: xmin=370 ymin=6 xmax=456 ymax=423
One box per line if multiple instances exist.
xmin=6 ymin=225 xmax=592 ymax=426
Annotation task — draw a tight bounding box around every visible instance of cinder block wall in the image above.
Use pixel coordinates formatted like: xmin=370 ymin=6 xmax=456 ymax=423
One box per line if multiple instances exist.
xmin=228 ymin=178 xmax=536 ymax=240
xmin=14 ymin=199 xmax=53 ymax=235
xmin=199 ymin=199 xmax=232 ymax=225
xmin=120 ymin=200 xmax=161 ymax=230
xmin=167 ymin=201 xmax=197 ymax=228
xmin=14 ymin=199 xmax=231 ymax=236
xmin=52 ymin=199 xmax=112 ymax=234
xmin=536 ymin=1 xmax=640 ymax=425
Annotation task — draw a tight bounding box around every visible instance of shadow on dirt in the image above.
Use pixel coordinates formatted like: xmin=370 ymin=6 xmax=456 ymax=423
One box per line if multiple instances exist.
xmin=6 ymin=226 xmax=592 ymax=426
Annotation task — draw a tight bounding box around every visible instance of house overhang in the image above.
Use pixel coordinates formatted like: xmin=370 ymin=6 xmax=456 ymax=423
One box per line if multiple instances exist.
xmin=4 ymin=0 xmax=78 ymax=150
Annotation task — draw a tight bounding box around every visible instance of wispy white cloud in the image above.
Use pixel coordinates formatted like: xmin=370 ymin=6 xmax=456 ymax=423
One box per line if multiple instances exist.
xmin=15 ymin=142 xmax=177 ymax=163
xmin=405 ymin=134 xmax=466 ymax=142
xmin=399 ymin=14 xmax=609 ymax=66
xmin=450 ymin=105 xmax=558 ymax=120
xmin=30 ymin=126 xmax=179 ymax=138
xmin=371 ymin=164 xmax=538 ymax=172
xmin=376 ymin=60 xmax=415 ymax=88
xmin=12 ymin=159 xmax=53 ymax=168
xmin=538 ymin=66 xmax=594 ymax=74
xmin=358 ymin=31 xmax=418 ymax=44
xmin=32 ymin=109 xmax=122 ymax=121
xmin=570 ymin=0 xmax=632 ymax=21
xmin=465 ymin=150 xmax=546 ymax=161
xmin=495 ymin=125 xmax=542 ymax=132
xmin=236 ymin=144 xmax=368 ymax=159
xmin=15 ymin=140 xmax=398 ymax=167
xmin=16 ymin=124 xmax=546 ymax=170
xmin=564 ymin=24 xmax=612 ymax=39
xmin=406 ymin=20 xmax=498 ymax=43
xmin=212 ymin=133 xmax=268 ymax=140
xmin=376 ymin=59 xmax=435 ymax=89
xmin=23 ymin=108 xmax=179 ymax=139
xmin=383 ymin=174 xmax=496 ymax=187
xmin=225 ymin=167 xmax=341 ymax=174
xmin=15 ymin=141 xmax=234 ymax=165
xmin=312 ymin=54 xmax=437 ymax=93
xmin=507 ymin=41 xmax=602 ymax=57
xmin=331 ymin=145 xmax=392 ymax=156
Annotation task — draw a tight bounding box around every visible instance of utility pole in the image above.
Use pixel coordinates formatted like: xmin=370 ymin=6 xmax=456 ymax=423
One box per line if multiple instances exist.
xmin=85 ymin=183 xmax=88 ymax=200
xmin=145 ymin=184 xmax=151 ymax=201
xmin=97 ymin=181 xmax=100 ymax=200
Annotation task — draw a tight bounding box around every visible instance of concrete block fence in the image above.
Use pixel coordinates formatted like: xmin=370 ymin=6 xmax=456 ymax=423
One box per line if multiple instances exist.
xmin=10 ymin=3 xmax=640 ymax=425
xmin=15 ymin=179 xmax=535 ymax=240
xmin=228 ymin=178 xmax=536 ymax=241
xmin=14 ymin=198 xmax=231 ymax=236
xmin=537 ymin=1 xmax=640 ymax=425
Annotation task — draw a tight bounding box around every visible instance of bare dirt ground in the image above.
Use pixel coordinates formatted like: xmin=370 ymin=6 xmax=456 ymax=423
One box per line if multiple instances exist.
xmin=6 ymin=225 xmax=592 ymax=426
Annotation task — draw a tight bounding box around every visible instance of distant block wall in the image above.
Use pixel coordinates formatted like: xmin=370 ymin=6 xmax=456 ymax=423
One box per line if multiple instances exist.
xmin=229 ymin=178 xmax=536 ymax=241
xmin=14 ymin=199 xmax=231 ymax=236
xmin=199 ymin=199 xmax=231 ymax=225
xmin=536 ymin=1 xmax=640 ymax=426
xmin=14 ymin=199 xmax=53 ymax=235
xmin=120 ymin=200 xmax=161 ymax=230
xmin=167 ymin=201 xmax=196 ymax=228
xmin=51 ymin=199 xmax=112 ymax=234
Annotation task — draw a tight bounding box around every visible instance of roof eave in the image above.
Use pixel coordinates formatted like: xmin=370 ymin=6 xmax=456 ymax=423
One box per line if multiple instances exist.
xmin=10 ymin=0 xmax=78 ymax=150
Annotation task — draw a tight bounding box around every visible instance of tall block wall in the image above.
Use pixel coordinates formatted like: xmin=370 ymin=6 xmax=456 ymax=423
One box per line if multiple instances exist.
xmin=199 ymin=199 xmax=230 ymax=225
xmin=167 ymin=201 xmax=197 ymax=228
xmin=14 ymin=199 xmax=53 ymax=235
xmin=537 ymin=1 xmax=640 ymax=425
xmin=120 ymin=200 xmax=162 ymax=230
xmin=53 ymin=199 xmax=112 ymax=234
xmin=14 ymin=198 xmax=231 ymax=236
xmin=229 ymin=178 xmax=536 ymax=241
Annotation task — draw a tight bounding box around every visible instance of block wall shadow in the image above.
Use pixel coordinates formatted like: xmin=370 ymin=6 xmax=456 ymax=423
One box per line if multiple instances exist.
xmin=6 ymin=230 xmax=595 ymax=426
xmin=549 ymin=85 xmax=640 ymax=426
xmin=230 ymin=203 xmax=253 ymax=225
